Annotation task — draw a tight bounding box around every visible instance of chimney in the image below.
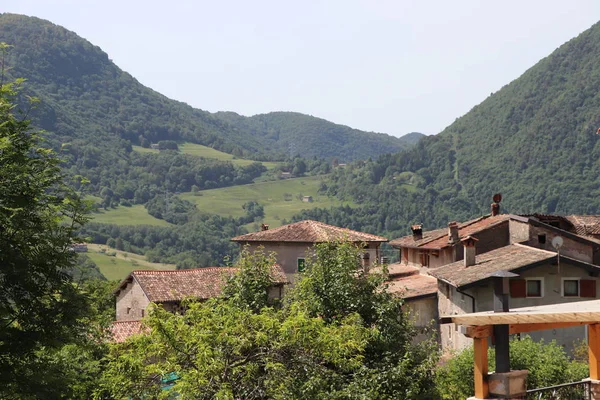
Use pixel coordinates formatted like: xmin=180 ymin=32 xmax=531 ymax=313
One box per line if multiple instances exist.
xmin=461 ymin=236 xmax=478 ymax=267
xmin=491 ymin=193 xmax=502 ymax=216
xmin=447 ymin=221 xmax=459 ymax=244
xmin=260 ymin=223 xmax=269 ymax=231
xmin=411 ymin=224 xmax=423 ymax=241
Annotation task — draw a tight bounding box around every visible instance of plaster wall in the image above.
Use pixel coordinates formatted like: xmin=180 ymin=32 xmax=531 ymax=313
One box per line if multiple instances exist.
xmin=243 ymin=242 xmax=380 ymax=282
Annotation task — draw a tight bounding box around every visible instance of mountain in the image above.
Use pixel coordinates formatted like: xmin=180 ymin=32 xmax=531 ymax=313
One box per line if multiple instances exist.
xmin=0 ymin=13 xmax=417 ymax=162
xmin=293 ymin=20 xmax=600 ymax=238
xmin=216 ymin=111 xmax=421 ymax=161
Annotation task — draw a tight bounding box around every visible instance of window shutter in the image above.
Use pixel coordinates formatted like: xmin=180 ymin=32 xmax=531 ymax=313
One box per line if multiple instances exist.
xmin=510 ymin=279 xmax=526 ymax=298
xmin=581 ymin=279 xmax=596 ymax=298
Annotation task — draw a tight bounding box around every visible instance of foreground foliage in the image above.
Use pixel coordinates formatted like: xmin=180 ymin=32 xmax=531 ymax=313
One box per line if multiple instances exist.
xmin=101 ymin=242 xmax=438 ymax=399
xmin=0 ymin=53 xmax=112 ymax=398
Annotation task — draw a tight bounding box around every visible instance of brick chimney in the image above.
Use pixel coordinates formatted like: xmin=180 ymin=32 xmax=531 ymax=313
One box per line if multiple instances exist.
xmin=411 ymin=224 xmax=423 ymax=241
xmin=260 ymin=223 xmax=269 ymax=231
xmin=461 ymin=236 xmax=478 ymax=267
xmin=447 ymin=221 xmax=459 ymax=244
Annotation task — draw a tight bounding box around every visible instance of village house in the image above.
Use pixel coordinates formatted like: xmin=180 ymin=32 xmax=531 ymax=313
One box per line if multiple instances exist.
xmin=231 ymin=220 xmax=388 ymax=282
xmin=111 ymin=266 xmax=288 ymax=342
xmin=431 ymin=239 xmax=600 ymax=353
xmin=388 ymin=201 xmax=600 ymax=353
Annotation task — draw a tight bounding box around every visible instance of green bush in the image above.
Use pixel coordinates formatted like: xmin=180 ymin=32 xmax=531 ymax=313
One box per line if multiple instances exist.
xmin=435 ymin=336 xmax=589 ymax=400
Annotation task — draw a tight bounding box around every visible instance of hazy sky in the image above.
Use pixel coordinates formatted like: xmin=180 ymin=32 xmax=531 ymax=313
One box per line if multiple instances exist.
xmin=4 ymin=1 xmax=600 ymax=137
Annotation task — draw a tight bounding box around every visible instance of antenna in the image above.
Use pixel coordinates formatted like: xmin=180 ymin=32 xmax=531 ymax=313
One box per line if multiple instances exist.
xmin=552 ymin=236 xmax=563 ymax=275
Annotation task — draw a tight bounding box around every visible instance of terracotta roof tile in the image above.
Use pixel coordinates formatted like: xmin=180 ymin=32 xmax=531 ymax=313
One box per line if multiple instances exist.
xmin=429 ymin=244 xmax=556 ymax=288
xmin=390 ymin=215 xmax=510 ymax=249
xmin=387 ymin=274 xmax=438 ymax=299
xmin=231 ymin=220 xmax=388 ymax=243
xmin=565 ymin=215 xmax=600 ymax=235
xmin=114 ymin=266 xmax=289 ymax=303
xmin=110 ymin=320 xmax=145 ymax=343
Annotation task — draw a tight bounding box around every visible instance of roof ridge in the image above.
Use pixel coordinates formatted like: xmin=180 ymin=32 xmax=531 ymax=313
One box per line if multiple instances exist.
xmin=133 ymin=267 xmax=235 ymax=275
xmin=112 ymin=320 xmax=142 ymax=324
xmin=513 ymin=243 xmax=559 ymax=256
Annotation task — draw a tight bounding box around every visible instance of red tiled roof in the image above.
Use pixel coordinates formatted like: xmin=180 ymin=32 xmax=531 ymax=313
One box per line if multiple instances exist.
xmin=565 ymin=215 xmax=600 ymax=235
xmin=231 ymin=220 xmax=388 ymax=243
xmin=387 ymin=274 xmax=438 ymax=299
xmin=114 ymin=266 xmax=289 ymax=303
xmin=110 ymin=320 xmax=145 ymax=343
xmin=390 ymin=215 xmax=510 ymax=250
xmin=429 ymin=244 xmax=556 ymax=288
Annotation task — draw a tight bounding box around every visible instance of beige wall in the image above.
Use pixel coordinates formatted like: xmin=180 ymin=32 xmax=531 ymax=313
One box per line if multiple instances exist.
xmin=439 ymin=262 xmax=599 ymax=354
xmin=115 ymin=279 xmax=150 ymax=321
xmin=242 ymin=241 xmax=380 ymax=282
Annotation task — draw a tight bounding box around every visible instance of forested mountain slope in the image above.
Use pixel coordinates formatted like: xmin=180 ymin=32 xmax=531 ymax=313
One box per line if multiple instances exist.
xmin=0 ymin=13 xmax=417 ymax=162
xmin=296 ymin=20 xmax=600 ymax=239
xmin=216 ymin=111 xmax=423 ymax=161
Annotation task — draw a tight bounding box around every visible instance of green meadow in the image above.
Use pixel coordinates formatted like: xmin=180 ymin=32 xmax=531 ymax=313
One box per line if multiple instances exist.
xmin=179 ymin=175 xmax=353 ymax=228
xmin=133 ymin=142 xmax=280 ymax=170
xmin=91 ymin=205 xmax=171 ymax=227
xmin=86 ymin=244 xmax=176 ymax=281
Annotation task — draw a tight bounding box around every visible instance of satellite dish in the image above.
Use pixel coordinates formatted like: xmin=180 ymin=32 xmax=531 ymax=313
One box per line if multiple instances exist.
xmin=551 ymin=236 xmax=564 ymax=250
xmin=493 ymin=193 xmax=502 ymax=203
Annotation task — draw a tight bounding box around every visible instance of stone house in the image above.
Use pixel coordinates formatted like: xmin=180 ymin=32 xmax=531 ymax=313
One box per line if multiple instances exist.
xmin=431 ymin=240 xmax=600 ymax=353
xmin=231 ymin=220 xmax=388 ymax=282
xmin=111 ymin=266 xmax=288 ymax=342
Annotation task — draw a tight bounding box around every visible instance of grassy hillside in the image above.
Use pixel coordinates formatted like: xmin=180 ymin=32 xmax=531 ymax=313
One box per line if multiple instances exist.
xmin=180 ymin=175 xmax=354 ymax=228
xmin=178 ymin=143 xmax=281 ymax=169
xmin=91 ymin=205 xmax=171 ymax=227
xmin=86 ymin=244 xmax=176 ymax=280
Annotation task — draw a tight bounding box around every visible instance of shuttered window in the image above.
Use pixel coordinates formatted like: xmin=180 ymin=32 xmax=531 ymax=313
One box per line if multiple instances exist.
xmin=581 ymin=280 xmax=597 ymax=298
xmin=510 ymin=279 xmax=526 ymax=298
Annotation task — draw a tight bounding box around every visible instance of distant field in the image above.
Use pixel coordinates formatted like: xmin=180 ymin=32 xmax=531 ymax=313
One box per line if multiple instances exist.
xmin=91 ymin=205 xmax=171 ymax=227
xmin=133 ymin=143 xmax=280 ymax=170
xmin=132 ymin=145 xmax=159 ymax=154
xmin=179 ymin=143 xmax=280 ymax=169
xmin=86 ymin=244 xmax=176 ymax=281
xmin=179 ymin=175 xmax=354 ymax=228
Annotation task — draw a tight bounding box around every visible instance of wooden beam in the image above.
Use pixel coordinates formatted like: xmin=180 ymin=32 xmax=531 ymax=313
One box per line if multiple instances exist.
xmin=461 ymin=322 xmax=590 ymax=338
xmin=461 ymin=325 xmax=493 ymax=338
xmin=510 ymin=322 xmax=589 ymax=335
xmin=589 ymin=324 xmax=600 ymax=380
xmin=473 ymin=336 xmax=489 ymax=399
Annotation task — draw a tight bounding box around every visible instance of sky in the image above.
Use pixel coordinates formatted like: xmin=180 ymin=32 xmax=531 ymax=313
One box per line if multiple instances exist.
xmin=4 ymin=1 xmax=600 ymax=137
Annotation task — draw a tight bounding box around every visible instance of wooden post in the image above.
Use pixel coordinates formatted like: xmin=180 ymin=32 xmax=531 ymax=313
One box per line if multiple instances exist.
xmin=474 ymin=336 xmax=489 ymax=399
xmin=589 ymin=324 xmax=600 ymax=380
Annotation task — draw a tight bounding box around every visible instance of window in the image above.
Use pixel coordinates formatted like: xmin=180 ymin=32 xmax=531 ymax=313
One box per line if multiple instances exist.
xmin=297 ymin=258 xmax=306 ymax=273
xmin=141 ymin=309 xmax=145 ymax=317
xmin=563 ymin=278 xmax=580 ymax=297
xmin=538 ymin=234 xmax=546 ymax=244
xmin=126 ymin=307 xmax=131 ymax=314
xmin=526 ymin=278 xmax=543 ymax=298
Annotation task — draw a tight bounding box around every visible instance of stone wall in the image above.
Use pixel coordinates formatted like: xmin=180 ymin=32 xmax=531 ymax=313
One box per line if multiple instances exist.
xmin=115 ymin=279 xmax=150 ymax=321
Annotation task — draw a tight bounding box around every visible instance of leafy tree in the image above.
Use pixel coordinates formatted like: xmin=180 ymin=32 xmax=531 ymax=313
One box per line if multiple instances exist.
xmin=100 ymin=241 xmax=438 ymax=399
xmin=222 ymin=246 xmax=277 ymax=312
xmin=0 ymin=43 xmax=91 ymax=398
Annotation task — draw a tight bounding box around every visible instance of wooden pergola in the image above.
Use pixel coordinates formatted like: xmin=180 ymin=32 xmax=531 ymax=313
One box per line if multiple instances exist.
xmin=441 ymin=299 xmax=600 ymax=399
